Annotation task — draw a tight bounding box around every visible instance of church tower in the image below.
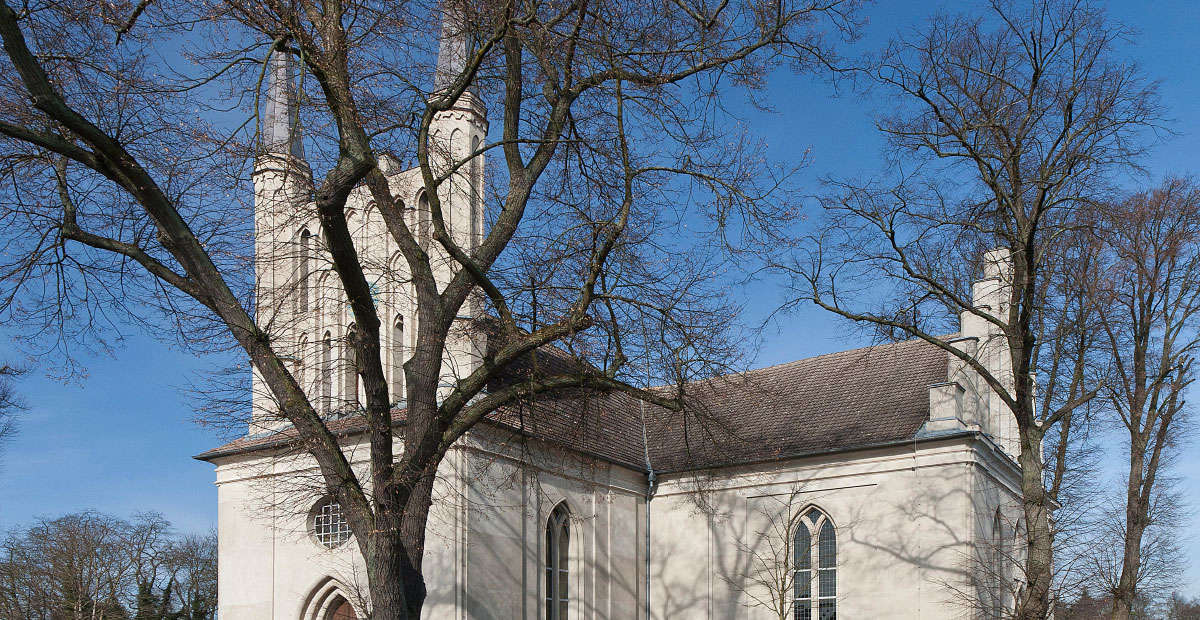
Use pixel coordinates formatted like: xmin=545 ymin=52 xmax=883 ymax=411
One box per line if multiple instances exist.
xmin=248 ymin=18 xmax=488 ymax=431
xmin=251 ymin=49 xmax=315 ymax=429
xmin=427 ymin=5 xmax=489 ymax=385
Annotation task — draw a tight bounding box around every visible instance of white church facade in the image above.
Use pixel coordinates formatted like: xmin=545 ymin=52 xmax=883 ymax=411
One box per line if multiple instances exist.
xmin=198 ymin=21 xmax=1025 ymax=620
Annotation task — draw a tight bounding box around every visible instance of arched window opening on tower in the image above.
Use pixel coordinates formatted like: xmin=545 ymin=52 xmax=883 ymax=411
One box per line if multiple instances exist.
xmin=546 ymin=502 xmax=570 ymax=620
xmin=793 ymin=507 xmax=836 ymax=620
xmin=418 ymin=191 xmax=431 ymax=251
xmin=321 ymin=331 xmax=333 ymax=414
xmin=299 ymin=229 xmax=312 ymax=313
xmin=469 ymin=135 xmax=481 ymax=244
xmin=391 ymin=315 xmax=405 ymax=403
xmin=449 ymin=128 xmax=464 ymax=231
xmin=345 ymin=324 xmax=359 ymax=409
xmin=296 ymin=334 xmax=308 ymax=394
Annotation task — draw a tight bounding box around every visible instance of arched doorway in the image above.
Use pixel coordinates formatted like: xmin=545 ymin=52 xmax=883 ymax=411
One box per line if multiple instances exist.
xmin=326 ymin=596 xmax=357 ymax=620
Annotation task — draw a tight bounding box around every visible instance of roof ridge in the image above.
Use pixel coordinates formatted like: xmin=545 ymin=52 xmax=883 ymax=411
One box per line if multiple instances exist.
xmin=726 ymin=334 xmax=954 ymax=378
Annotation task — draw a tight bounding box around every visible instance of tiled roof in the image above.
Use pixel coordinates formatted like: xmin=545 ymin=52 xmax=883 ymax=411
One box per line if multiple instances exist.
xmin=194 ymin=410 xmax=410 ymax=461
xmin=198 ymin=338 xmax=948 ymax=472
xmin=643 ymin=337 xmax=949 ymax=470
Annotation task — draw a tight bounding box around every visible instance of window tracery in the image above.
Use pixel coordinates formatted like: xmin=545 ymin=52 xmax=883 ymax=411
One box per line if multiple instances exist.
xmin=299 ymin=229 xmax=312 ymax=313
xmin=391 ymin=315 xmax=405 ymax=403
xmin=793 ymin=507 xmax=836 ymax=620
xmin=546 ymin=502 xmax=570 ymax=620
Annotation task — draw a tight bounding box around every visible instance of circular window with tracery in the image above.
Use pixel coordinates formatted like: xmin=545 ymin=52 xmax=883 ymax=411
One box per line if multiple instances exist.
xmin=311 ymin=497 xmax=352 ymax=549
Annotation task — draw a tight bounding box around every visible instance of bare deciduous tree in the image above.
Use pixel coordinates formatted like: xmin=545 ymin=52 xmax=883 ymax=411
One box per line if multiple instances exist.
xmin=0 ymin=511 xmax=217 ymax=620
xmin=717 ymin=484 xmax=842 ymax=620
xmin=719 ymin=485 xmax=809 ymax=620
xmin=783 ymin=1 xmax=1160 ymax=618
xmin=0 ymin=0 xmax=861 ymax=618
xmin=1167 ymin=592 xmax=1200 ymax=620
xmin=1092 ymin=178 xmax=1200 ymax=620
xmin=0 ymin=364 xmax=23 ymax=453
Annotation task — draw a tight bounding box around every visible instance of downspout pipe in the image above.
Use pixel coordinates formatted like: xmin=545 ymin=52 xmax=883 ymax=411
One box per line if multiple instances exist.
xmin=640 ymin=400 xmax=657 ymax=620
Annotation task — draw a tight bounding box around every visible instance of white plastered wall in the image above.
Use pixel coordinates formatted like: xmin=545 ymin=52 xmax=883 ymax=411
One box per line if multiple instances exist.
xmin=648 ymin=434 xmax=1021 ymax=620
xmin=211 ymin=425 xmax=648 ymax=620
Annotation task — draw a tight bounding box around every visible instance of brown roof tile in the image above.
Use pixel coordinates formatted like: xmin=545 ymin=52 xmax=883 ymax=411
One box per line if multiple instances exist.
xmin=643 ymin=337 xmax=949 ymax=470
xmin=198 ymin=338 xmax=948 ymax=472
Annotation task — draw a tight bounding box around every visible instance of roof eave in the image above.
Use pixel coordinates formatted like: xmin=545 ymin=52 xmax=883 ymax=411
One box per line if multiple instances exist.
xmin=652 ymin=429 xmax=982 ymax=476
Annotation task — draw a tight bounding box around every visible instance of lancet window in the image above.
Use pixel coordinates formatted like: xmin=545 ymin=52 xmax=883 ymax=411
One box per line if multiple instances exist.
xmin=546 ymin=502 xmax=570 ymax=620
xmin=793 ymin=507 xmax=836 ymax=620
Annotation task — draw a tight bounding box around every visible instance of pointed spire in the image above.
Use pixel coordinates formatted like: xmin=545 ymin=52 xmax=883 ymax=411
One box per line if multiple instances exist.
xmin=263 ymin=50 xmax=305 ymax=159
xmin=433 ymin=3 xmax=474 ymax=95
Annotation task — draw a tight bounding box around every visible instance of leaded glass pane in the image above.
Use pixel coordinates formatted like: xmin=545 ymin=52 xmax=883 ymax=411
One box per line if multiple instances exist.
xmin=806 ymin=508 xmax=822 ymax=524
xmin=795 ymin=569 xmax=811 ymax=598
xmin=819 ymin=569 xmax=836 ymax=596
xmin=794 ymin=601 xmax=812 ymax=620
xmin=818 ymin=521 xmax=836 ymax=568
xmin=818 ymin=599 xmax=836 ymax=620
xmin=794 ymin=525 xmax=812 ymax=570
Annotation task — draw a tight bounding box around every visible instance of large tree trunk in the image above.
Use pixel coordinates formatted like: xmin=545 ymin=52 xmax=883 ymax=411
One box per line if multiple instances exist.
xmin=1111 ymin=434 xmax=1149 ymax=620
xmin=1017 ymin=424 xmax=1055 ymax=620
xmin=364 ymin=522 xmax=419 ymax=620
xmin=360 ymin=465 xmax=436 ymax=620
xmin=362 ymin=348 xmax=444 ymax=620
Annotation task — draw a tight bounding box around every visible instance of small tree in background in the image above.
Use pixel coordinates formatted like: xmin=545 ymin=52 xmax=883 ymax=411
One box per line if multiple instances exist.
xmin=720 ymin=485 xmax=812 ymax=620
xmin=0 ymin=511 xmax=217 ymax=620
xmin=1166 ymin=593 xmax=1200 ymax=620
xmin=0 ymin=364 xmax=22 ymax=453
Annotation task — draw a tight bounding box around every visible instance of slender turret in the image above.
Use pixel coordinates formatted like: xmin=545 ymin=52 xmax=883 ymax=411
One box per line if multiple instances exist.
xmin=433 ymin=6 xmax=471 ymax=94
xmin=251 ymin=49 xmax=313 ymax=430
xmin=428 ymin=2 xmax=486 ymax=250
xmin=262 ymin=50 xmax=305 ymax=159
xmin=925 ymin=249 xmax=1019 ymax=457
xmin=428 ymin=3 xmax=489 ymax=392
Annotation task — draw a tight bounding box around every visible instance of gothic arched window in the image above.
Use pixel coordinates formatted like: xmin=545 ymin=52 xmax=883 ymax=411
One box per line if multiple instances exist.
xmin=448 ymin=128 xmax=463 ymax=231
xmin=391 ymin=315 xmax=405 ymax=403
xmin=991 ymin=509 xmax=1004 ymax=615
xmin=345 ymin=324 xmax=360 ymax=408
xmin=469 ymin=135 xmax=481 ymax=243
xmin=299 ymin=229 xmax=312 ymax=313
xmin=417 ymin=192 xmax=431 ymax=251
xmin=321 ymin=331 xmax=333 ymax=413
xmin=793 ymin=507 xmax=836 ymax=620
xmin=296 ymin=334 xmax=308 ymax=392
xmin=546 ymin=502 xmax=570 ymax=620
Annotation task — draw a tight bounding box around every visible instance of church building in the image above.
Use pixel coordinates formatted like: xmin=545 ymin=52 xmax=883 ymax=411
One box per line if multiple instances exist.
xmin=198 ymin=16 xmax=1025 ymax=620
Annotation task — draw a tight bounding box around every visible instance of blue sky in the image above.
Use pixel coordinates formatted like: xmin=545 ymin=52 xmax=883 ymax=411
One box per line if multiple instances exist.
xmin=1 ymin=0 xmax=1199 ymax=599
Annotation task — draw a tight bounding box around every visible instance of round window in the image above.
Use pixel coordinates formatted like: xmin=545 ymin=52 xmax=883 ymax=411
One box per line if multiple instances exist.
xmin=311 ymin=497 xmax=352 ymax=549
